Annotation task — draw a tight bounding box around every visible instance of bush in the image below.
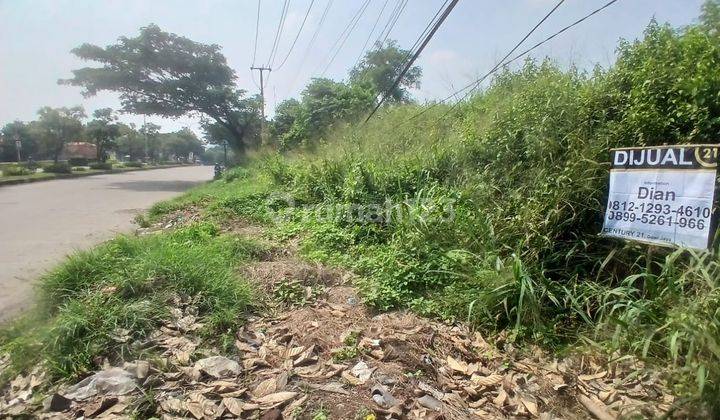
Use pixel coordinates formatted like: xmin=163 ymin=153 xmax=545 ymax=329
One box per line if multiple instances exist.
xmin=2 ymin=165 xmax=32 ymax=177
xmin=89 ymin=162 xmax=112 ymax=170
xmin=68 ymin=157 xmax=89 ymax=166
xmin=43 ymin=162 xmax=71 ymax=174
xmin=71 ymin=167 xmax=88 ymax=172
xmin=124 ymin=161 xmax=144 ymax=168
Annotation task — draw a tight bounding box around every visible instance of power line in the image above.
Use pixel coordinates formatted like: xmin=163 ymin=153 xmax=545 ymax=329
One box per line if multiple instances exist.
xmin=405 ymin=0 xmax=450 ymax=60
xmin=267 ymin=0 xmax=291 ymax=67
xmin=372 ymin=0 xmax=403 ymax=48
xmin=376 ymin=0 xmax=407 ymax=48
xmin=251 ymin=0 xmax=261 ymax=66
xmin=352 ymin=0 xmax=391 ymax=69
xmin=441 ymin=0 xmax=565 ymax=112
xmin=288 ymin=0 xmax=334 ymax=91
xmin=275 ymin=0 xmax=316 ymax=70
xmin=320 ymin=0 xmax=373 ymax=76
xmin=409 ymin=0 xmax=619 ymax=124
xmin=365 ymin=0 xmax=460 ymax=122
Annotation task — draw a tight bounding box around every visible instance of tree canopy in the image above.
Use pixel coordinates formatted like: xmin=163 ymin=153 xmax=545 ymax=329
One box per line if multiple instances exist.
xmin=349 ymin=40 xmax=422 ymax=103
xmin=85 ymin=108 xmax=120 ymax=161
xmin=32 ymin=107 xmax=86 ymax=162
xmin=61 ymin=24 xmax=259 ymax=153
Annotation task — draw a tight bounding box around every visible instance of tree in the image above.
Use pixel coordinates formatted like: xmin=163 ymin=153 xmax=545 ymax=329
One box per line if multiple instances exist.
xmin=61 ymin=24 xmax=258 ymax=154
xmin=349 ymin=40 xmax=422 ymax=103
xmin=159 ymin=128 xmax=204 ymax=161
xmin=0 ymin=121 xmax=38 ymax=162
xmin=271 ymin=98 xmax=301 ymax=141
xmin=85 ymin=108 xmax=120 ymax=161
xmin=279 ymin=78 xmax=374 ymax=149
xmin=116 ymin=123 xmax=146 ymax=161
xmin=32 ymin=107 xmax=86 ymax=162
xmin=139 ymin=122 xmax=161 ymax=161
xmin=200 ymin=95 xmax=261 ymax=152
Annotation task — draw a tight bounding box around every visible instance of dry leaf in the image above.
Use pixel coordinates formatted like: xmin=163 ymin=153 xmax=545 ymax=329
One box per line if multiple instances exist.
xmin=578 ymin=394 xmax=616 ymax=420
xmin=284 ymin=346 xmax=305 ymax=359
xmin=222 ymin=397 xmax=244 ymax=416
xmin=446 ymin=356 xmax=469 ymax=374
xmin=471 ymin=373 xmax=503 ymax=388
xmin=579 ymin=371 xmax=608 ymax=382
xmin=253 ymin=377 xmax=277 ymax=398
xmin=493 ymin=389 xmax=508 ymax=407
xmin=254 ymin=391 xmax=298 ymax=406
xmin=342 ymin=370 xmax=364 ymax=386
xmin=160 ymin=397 xmax=184 ymax=414
xmin=519 ymin=392 xmax=539 ymax=417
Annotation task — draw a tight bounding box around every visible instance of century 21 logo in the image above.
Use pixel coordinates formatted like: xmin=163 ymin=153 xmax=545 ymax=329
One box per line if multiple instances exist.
xmin=695 ymin=146 xmax=719 ymax=168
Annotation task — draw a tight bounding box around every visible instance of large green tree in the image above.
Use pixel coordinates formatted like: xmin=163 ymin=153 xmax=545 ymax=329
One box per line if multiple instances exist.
xmin=201 ymin=95 xmax=261 ymax=152
xmin=159 ymin=128 xmax=204 ymax=161
xmin=115 ymin=123 xmax=145 ymax=161
xmin=1 ymin=121 xmax=38 ymax=162
xmin=349 ymin=40 xmax=422 ymax=103
xmin=85 ymin=108 xmax=120 ymax=161
xmin=32 ymin=107 xmax=86 ymax=162
xmin=277 ymin=78 xmax=374 ymax=149
xmin=61 ymin=24 xmax=258 ymax=153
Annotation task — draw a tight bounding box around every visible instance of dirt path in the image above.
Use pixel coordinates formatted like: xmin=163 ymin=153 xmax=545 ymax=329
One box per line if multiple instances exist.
xmin=0 ymin=165 xmax=211 ymax=322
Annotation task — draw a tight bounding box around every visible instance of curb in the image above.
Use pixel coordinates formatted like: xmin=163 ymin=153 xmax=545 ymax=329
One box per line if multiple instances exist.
xmin=0 ymin=165 xmax=193 ymax=188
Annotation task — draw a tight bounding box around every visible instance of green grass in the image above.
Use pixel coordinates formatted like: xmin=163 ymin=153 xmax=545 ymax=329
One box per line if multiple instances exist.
xmin=0 ymin=222 xmax=263 ymax=379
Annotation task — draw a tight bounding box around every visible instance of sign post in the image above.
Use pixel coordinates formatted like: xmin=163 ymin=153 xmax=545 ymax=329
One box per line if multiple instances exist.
xmin=601 ymin=144 xmax=719 ymax=250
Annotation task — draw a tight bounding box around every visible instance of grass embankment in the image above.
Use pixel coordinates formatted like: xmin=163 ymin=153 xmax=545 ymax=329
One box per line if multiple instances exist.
xmin=149 ymin=18 xmax=719 ymax=410
xmin=0 ymin=222 xmax=262 ymax=379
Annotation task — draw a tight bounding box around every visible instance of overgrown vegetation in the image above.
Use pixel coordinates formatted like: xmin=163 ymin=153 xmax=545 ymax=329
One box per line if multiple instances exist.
xmin=2 ymin=2 xmax=719 ymax=415
xmin=0 ymin=222 xmax=262 ymax=379
xmin=145 ymin=7 xmax=720 ymax=410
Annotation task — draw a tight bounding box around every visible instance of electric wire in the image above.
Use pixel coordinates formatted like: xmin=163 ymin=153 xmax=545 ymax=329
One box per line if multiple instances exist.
xmin=266 ymin=0 xmax=291 ymax=67
xmin=319 ymin=0 xmax=373 ymax=76
xmin=287 ymin=0 xmax=334 ymax=91
xmin=275 ymin=0 xmax=316 ymax=71
xmin=352 ymin=0 xmax=391 ymax=69
xmin=408 ymin=0 xmax=620 ymax=124
xmin=365 ymin=0 xmax=460 ymax=122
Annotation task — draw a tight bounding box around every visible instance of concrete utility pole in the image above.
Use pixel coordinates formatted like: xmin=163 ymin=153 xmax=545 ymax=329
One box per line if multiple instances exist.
xmin=250 ymin=66 xmax=271 ymax=146
xmin=13 ymin=134 xmax=21 ymax=162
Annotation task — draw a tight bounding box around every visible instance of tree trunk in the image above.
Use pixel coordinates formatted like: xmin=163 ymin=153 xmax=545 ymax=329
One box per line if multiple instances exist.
xmin=216 ymin=118 xmax=245 ymax=154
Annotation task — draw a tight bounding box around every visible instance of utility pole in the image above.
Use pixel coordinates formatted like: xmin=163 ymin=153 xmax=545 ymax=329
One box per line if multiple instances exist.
xmin=14 ymin=134 xmax=21 ymax=162
xmin=250 ymin=66 xmax=271 ymax=146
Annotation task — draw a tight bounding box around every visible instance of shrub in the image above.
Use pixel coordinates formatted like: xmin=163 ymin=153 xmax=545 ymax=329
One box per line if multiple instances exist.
xmin=89 ymin=162 xmax=112 ymax=170
xmin=71 ymin=167 xmax=88 ymax=172
xmin=43 ymin=162 xmax=71 ymax=174
xmin=2 ymin=165 xmax=32 ymax=177
xmin=68 ymin=157 xmax=89 ymax=166
xmin=124 ymin=161 xmax=144 ymax=168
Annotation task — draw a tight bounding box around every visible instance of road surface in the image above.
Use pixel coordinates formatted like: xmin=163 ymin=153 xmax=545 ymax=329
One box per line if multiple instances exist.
xmin=0 ymin=165 xmax=211 ymax=322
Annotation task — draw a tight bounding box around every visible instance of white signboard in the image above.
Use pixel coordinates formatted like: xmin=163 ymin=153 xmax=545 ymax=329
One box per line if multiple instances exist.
xmin=601 ymin=145 xmax=719 ymax=250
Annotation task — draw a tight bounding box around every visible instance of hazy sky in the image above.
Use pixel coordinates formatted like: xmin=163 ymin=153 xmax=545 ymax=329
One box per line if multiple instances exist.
xmin=0 ymin=0 xmax=705 ymax=135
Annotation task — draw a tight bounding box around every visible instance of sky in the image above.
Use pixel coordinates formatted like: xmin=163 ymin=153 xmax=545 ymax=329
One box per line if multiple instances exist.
xmin=0 ymin=0 xmax=706 ymax=136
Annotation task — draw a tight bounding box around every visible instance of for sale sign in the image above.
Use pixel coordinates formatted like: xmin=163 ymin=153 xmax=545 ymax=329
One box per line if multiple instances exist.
xmin=601 ymin=144 xmax=719 ymax=250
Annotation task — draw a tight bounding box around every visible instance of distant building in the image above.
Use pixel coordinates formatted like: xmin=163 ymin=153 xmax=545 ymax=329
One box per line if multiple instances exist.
xmin=62 ymin=142 xmax=97 ymax=160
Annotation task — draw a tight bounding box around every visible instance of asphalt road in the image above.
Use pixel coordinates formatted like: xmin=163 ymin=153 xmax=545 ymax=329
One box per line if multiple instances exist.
xmin=0 ymin=165 xmax=211 ymax=322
